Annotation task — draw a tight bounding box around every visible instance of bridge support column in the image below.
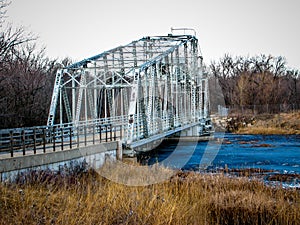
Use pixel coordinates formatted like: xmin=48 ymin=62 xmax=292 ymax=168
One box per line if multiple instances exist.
xmin=181 ymin=125 xmax=199 ymax=137
xmin=116 ymin=141 xmax=123 ymax=160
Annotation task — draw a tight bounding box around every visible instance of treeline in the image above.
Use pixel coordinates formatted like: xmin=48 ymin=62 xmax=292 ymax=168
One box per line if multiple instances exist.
xmin=0 ymin=0 xmax=65 ymax=128
xmin=0 ymin=31 xmax=59 ymax=128
xmin=209 ymin=54 xmax=300 ymax=114
xmin=1 ymin=1 xmax=300 ymax=128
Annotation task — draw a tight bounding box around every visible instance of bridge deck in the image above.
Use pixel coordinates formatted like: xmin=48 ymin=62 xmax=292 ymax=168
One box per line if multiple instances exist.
xmin=128 ymin=122 xmax=200 ymax=149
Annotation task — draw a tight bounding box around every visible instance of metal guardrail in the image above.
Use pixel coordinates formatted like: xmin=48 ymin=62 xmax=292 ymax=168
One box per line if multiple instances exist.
xmin=0 ymin=121 xmax=124 ymax=158
xmin=0 ymin=114 xmax=200 ymax=158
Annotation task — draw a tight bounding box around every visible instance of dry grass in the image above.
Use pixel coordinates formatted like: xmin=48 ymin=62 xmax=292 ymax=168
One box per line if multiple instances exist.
xmin=237 ymin=126 xmax=299 ymax=135
xmin=0 ymin=165 xmax=299 ymax=225
xmin=236 ymin=111 xmax=300 ymax=135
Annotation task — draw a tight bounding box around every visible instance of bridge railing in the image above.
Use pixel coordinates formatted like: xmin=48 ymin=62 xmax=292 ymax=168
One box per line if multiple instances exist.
xmin=1 ymin=113 xmax=201 ymax=157
xmin=0 ymin=119 xmax=125 ymax=158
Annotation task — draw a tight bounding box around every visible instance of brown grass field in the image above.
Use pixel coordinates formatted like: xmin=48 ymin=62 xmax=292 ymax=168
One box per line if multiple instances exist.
xmin=0 ymin=164 xmax=299 ymax=225
xmin=236 ymin=112 xmax=300 ymax=135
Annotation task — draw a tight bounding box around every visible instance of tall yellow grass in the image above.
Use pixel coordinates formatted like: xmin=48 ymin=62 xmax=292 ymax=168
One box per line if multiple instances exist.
xmin=0 ymin=165 xmax=299 ymax=225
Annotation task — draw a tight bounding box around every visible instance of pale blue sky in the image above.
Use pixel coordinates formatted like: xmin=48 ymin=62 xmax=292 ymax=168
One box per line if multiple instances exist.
xmin=6 ymin=0 xmax=300 ymax=68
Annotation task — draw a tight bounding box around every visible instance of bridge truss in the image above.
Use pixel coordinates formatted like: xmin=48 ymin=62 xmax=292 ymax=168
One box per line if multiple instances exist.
xmin=47 ymin=33 xmax=210 ymax=148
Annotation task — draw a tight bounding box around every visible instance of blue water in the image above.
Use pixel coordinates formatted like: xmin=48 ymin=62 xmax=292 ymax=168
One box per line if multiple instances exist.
xmin=147 ymin=133 xmax=300 ymax=174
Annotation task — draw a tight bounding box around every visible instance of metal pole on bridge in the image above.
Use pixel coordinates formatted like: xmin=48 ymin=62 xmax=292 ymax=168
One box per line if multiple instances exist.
xmin=77 ymin=126 xmax=80 ymax=148
xmin=105 ymin=125 xmax=108 ymax=142
xmin=61 ymin=127 xmax=64 ymax=151
xmin=69 ymin=127 xmax=72 ymax=149
xmin=43 ymin=129 xmax=46 ymax=153
xmin=84 ymin=125 xmax=87 ymax=146
xmin=92 ymin=124 xmax=95 ymax=145
xmin=22 ymin=129 xmax=25 ymax=155
xmin=99 ymin=125 xmax=102 ymax=143
xmin=53 ymin=127 xmax=56 ymax=152
xmin=10 ymin=130 xmax=13 ymax=157
xmin=33 ymin=128 xmax=37 ymax=154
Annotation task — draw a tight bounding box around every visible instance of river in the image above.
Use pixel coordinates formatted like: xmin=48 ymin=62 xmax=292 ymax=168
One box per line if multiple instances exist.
xmin=146 ymin=133 xmax=300 ymax=187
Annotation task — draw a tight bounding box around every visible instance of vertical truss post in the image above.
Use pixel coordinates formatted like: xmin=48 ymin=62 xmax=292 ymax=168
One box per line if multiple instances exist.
xmin=147 ymin=64 xmax=153 ymax=135
xmin=93 ymin=62 xmax=98 ymax=119
xmin=143 ymin=68 xmax=149 ymax=133
xmin=198 ymin=54 xmax=204 ymax=119
xmin=62 ymin=85 xmax=72 ymax=123
xmin=191 ymin=38 xmax=198 ymax=121
xmin=87 ymin=88 xmax=95 ymax=120
xmin=47 ymin=70 xmax=63 ymax=126
xmin=126 ymin=70 xmax=139 ymax=144
xmin=170 ymin=52 xmax=175 ymax=128
xmin=72 ymin=73 xmax=76 ymax=122
xmin=139 ymin=70 xmax=148 ymax=138
xmin=175 ymin=47 xmax=180 ymax=126
xmin=165 ymin=55 xmax=174 ymax=129
xmin=204 ymin=74 xmax=209 ymax=118
xmin=133 ymin=42 xmax=137 ymax=68
xmin=84 ymin=74 xmax=88 ymax=123
xmin=135 ymin=72 xmax=141 ymax=140
xmin=143 ymin=41 xmax=148 ymax=62
xmin=111 ymin=53 xmax=116 ymax=118
xmin=154 ymin=62 xmax=162 ymax=134
xmin=75 ymin=70 xmax=86 ymax=125
xmin=59 ymin=82 xmax=63 ymax=125
xmin=119 ymin=48 xmax=128 ymax=117
xmin=183 ymin=42 xmax=189 ymax=122
xmin=103 ymin=55 xmax=113 ymax=120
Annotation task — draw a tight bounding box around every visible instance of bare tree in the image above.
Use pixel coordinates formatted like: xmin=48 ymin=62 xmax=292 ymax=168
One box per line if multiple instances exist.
xmin=210 ymin=54 xmax=300 ymax=114
xmin=0 ymin=0 xmax=10 ymax=26
xmin=0 ymin=1 xmax=59 ymax=128
xmin=286 ymin=69 xmax=299 ymax=107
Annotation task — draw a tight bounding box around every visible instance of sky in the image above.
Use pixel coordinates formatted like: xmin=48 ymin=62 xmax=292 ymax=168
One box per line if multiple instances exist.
xmin=5 ymin=0 xmax=300 ymax=69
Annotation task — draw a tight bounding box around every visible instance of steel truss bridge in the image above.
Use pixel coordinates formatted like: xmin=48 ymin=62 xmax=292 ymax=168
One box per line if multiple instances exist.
xmin=0 ymin=31 xmax=211 ymax=157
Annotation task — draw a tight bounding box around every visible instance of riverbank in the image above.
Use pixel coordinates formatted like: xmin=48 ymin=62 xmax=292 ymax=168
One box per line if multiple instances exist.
xmin=216 ymin=111 xmax=300 ymax=134
xmin=0 ymin=166 xmax=299 ymax=225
